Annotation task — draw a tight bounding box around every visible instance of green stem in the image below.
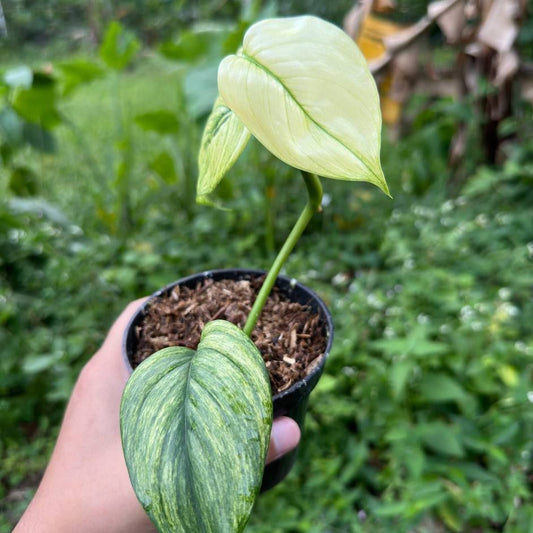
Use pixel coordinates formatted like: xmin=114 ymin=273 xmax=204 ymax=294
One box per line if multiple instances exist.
xmin=243 ymin=171 xmax=323 ymax=337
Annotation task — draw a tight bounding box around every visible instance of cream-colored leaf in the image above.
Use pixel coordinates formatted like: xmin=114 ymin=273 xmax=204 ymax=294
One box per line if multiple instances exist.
xmin=218 ymin=16 xmax=389 ymax=195
xmin=197 ymin=96 xmax=250 ymax=197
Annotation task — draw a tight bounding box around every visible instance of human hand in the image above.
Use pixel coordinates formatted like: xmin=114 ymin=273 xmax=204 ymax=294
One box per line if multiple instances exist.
xmin=15 ymin=299 xmax=301 ymax=533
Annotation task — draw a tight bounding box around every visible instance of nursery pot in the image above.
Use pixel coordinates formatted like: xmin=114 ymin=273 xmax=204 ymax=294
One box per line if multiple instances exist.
xmin=122 ymin=268 xmax=334 ymax=492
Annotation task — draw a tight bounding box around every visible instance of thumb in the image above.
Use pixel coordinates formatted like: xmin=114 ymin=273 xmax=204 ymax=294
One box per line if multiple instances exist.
xmin=266 ymin=417 xmax=301 ymax=464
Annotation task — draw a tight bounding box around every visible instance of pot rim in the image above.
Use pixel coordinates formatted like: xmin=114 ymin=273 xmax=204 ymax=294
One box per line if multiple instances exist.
xmin=122 ymin=268 xmax=334 ymax=402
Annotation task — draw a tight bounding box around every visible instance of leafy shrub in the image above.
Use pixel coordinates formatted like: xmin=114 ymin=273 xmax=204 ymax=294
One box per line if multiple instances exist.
xmin=249 ymin=150 xmax=533 ymax=531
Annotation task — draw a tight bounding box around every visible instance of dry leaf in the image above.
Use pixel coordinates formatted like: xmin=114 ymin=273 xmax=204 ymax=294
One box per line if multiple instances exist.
xmin=478 ymin=0 xmax=520 ymax=52
xmin=494 ymin=49 xmax=520 ymax=87
xmin=343 ymin=0 xmax=374 ymax=40
xmin=374 ymin=0 xmax=396 ymax=12
xmin=430 ymin=0 xmax=466 ymax=43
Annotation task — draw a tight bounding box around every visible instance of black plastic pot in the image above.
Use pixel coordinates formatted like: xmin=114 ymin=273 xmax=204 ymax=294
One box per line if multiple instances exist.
xmin=122 ymin=268 xmax=334 ymax=492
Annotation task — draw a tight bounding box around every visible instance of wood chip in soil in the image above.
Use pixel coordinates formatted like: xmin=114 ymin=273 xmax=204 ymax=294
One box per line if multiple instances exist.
xmin=132 ymin=277 xmax=328 ymax=395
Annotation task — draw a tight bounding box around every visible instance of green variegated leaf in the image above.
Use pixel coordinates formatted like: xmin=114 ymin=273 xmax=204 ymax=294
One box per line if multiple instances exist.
xmin=197 ymin=96 xmax=251 ymax=198
xmin=218 ymin=16 xmax=389 ymax=195
xmin=120 ymin=320 xmax=272 ymax=533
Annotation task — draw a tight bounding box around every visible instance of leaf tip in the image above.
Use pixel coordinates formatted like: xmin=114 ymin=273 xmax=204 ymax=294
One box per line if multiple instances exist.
xmin=381 ymin=180 xmax=393 ymax=199
xmin=371 ymin=163 xmax=392 ymax=198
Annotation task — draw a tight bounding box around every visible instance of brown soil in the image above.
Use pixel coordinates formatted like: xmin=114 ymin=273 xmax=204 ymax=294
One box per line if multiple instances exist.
xmin=131 ymin=277 xmax=328 ymax=395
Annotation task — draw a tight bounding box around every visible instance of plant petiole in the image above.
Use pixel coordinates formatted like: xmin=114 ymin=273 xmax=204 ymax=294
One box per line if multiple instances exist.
xmin=243 ymin=171 xmax=323 ymax=337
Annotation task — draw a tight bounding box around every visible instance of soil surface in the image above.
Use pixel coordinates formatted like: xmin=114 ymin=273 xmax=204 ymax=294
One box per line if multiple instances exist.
xmin=131 ymin=277 xmax=328 ymax=395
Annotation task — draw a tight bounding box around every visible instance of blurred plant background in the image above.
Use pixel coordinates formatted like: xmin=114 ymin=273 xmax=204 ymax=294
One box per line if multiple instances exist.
xmin=1 ymin=0 xmax=532 ymax=531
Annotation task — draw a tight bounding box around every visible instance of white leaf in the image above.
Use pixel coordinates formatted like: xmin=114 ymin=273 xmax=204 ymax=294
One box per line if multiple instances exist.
xmin=218 ymin=16 xmax=389 ymax=195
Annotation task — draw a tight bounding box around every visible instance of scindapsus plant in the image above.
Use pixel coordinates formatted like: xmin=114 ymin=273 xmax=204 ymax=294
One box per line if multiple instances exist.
xmin=120 ymin=15 xmax=390 ymax=533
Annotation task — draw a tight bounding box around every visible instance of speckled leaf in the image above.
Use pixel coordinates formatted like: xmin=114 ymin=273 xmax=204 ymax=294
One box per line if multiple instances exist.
xmin=218 ymin=16 xmax=389 ymax=195
xmin=197 ymin=96 xmax=251 ymax=199
xmin=120 ymin=320 xmax=272 ymax=533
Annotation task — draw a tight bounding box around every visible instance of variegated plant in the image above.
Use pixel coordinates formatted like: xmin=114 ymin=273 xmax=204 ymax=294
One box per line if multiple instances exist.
xmin=121 ymin=15 xmax=389 ymax=533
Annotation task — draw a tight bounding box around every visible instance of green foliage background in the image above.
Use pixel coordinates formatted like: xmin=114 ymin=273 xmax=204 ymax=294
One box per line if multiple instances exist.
xmin=1 ymin=1 xmax=533 ymax=531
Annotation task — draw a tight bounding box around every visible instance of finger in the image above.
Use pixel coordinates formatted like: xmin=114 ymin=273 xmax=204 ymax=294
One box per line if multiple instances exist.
xmin=266 ymin=416 xmax=301 ymax=464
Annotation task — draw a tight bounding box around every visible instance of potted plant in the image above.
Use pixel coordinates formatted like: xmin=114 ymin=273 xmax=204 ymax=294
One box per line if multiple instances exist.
xmin=120 ymin=15 xmax=389 ymax=533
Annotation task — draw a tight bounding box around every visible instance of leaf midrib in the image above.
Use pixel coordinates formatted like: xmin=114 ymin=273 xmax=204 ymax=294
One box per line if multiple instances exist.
xmin=181 ymin=349 xmax=204 ymax=531
xmin=240 ymin=51 xmax=380 ymax=182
